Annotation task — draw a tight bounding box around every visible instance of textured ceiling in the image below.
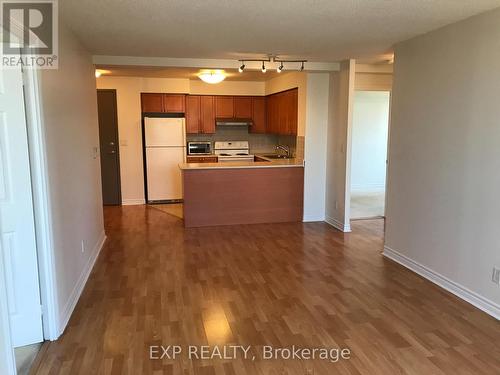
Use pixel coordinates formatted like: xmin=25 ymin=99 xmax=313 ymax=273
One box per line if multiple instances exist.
xmin=61 ymin=0 xmax=500 ymax=62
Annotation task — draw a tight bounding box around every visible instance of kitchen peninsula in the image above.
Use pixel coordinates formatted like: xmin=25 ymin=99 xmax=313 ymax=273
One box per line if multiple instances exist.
xmin=180 ymin=157 xmax=304 ymax=227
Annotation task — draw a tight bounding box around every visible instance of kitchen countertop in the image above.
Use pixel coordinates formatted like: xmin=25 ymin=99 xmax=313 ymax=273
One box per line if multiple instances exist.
xmin=179 ymin=155 xmax=304 ymax=170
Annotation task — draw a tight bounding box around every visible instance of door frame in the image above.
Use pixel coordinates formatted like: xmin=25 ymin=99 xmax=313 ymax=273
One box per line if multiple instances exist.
xmin=0 ymin=238 xmax=17 ymax=375
xmin=0 ymin=65 xmax=59 ymax=375
xmin=0 ymin=49 xmax=58 ymax=374
xmin=23 ymin=68 xmax=59 ymax=341
xmin=97 ymin=89 xmax=122 ymax=205
xmin=346 ymin=89 xmax=392 ymax=225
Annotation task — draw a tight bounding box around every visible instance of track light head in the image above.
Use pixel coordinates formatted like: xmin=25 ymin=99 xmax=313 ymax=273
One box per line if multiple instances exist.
xmin=238 ymin=62 xmax=245 ymax=73
xmin=300 ymin=61 xmax=305 ymax=71
xmin=277 ymin=62 xmax=284 ymax=73
xmin=261 ymin=61 xmax=267 ymax=73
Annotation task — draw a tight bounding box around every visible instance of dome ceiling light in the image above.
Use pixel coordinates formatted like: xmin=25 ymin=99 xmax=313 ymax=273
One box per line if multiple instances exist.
xmin=198 ymin=70 xmax=226 ymax=84
xmin=95 ymin=69 xmax=111 ymax=78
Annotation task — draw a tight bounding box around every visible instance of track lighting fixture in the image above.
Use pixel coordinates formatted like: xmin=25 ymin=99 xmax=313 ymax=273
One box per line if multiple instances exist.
xmin=234 ymin=57 xmax=305 ymax=74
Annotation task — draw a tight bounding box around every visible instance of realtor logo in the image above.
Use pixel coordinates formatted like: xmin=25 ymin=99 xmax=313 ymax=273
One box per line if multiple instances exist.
xmin=1 ymin=0 xmax=58 ymax=68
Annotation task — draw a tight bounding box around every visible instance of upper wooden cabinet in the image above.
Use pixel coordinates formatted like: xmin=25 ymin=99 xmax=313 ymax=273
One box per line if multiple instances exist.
xmin=266 ymin=88 xmax=298 ymax=135
xmin=144 ymin=92 xmax=297 ymax=135
xmin=200 ymin=96 xmax=216 ymax=134
xmin=287 ymin=89 xmax=298 ymax=135
xmin=164 ymin=94 xmax=185 ymax=113
xmin=141 ymin=93 xmax=186 ymax=113
xmin=234 ymin=97 xmax=252 ymax=119
xmin=215 ymin=96 xmax=234 ymax=118
xmin=141 ymin=93 xmax=164 ymax=113
xmin=185 ymin=95 xmax=201 ymax=134
xmin=251 ymin=97 xmax=266 ymax=134
xmin=185 ymin=95 xmax=215 ymax=134
xmin=266 ymin=94 xmax=279 ymax=134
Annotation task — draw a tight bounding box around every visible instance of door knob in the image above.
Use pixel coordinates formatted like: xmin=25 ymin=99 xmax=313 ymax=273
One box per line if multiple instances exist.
xmin=109 ymin=142 xmax=115 ymax=146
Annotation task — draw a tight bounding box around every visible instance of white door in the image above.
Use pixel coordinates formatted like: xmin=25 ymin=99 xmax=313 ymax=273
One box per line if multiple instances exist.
xmin=146 ymin=147 xmax=185 ymax=201
xmin=0 ymin=65 xmax=44 ymax=347
xmin=145 ymin=117 xmax=185 ymax=147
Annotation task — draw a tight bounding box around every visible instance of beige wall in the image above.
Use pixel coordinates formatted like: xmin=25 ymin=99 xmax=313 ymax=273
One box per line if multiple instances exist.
xmin=385 ymin=8 xmax=500 ymax=317
xmin=325 ymin=60 xmax=355 ymax=231
xmin=189 ymin=80 xmax=265 ymax=95
xmin=302 ymin=73 xmax=330 ymax=221
xmin=96 ymin=77 xmax=270 ymax=203
xmin=355 ymin=73 xmax=393 ymax=91
xmin=39 ymin=22 xmax=105 ymax=333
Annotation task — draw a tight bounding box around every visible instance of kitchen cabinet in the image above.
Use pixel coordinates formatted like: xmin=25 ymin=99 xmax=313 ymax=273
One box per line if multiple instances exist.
xmin=234 ymin=96 xmax=252 ymax=119
xmin=200 ymin=96 xmax=216 ymax=133
xmin=186 ymin=156 xmax=218 ymax=163
xmin=185 ymin=96 xmax=201 ymax=134
xmin=185 ymin=95 xmax=215 ymax=134
xmin=141 ymin=93 xmax=164 ymax=113
xmin=250 ymin=97 xmax=266 ymax=133
xmin=266 ymin=94 xmax=279 ymax=134
xmin=266 ymin=88 xmax=298 ymax=135
xmin=164 ymin=94 xmax=185 ymax=113
xmin=215 ymin=96 xmax=234 ymax=118
xmin=144 ymin=91 xmax=297 ymax=135
xmin=287 ymin=89 xmax=298 ymax=135
xmin=141 ymin=93 xmax=186 ymax=113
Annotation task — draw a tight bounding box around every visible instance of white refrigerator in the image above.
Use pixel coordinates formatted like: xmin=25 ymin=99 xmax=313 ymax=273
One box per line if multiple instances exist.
xmin=144 ymin=117 xmax=186 ymax=202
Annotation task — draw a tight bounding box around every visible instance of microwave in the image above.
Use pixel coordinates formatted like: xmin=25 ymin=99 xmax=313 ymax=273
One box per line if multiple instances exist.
xmin=187 ymin=141 xmax=212 ymax=155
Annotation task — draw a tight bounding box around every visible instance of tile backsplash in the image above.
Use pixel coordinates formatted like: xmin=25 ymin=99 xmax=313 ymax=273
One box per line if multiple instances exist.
xmin=187 ymin=127 xmax=279 ymax=154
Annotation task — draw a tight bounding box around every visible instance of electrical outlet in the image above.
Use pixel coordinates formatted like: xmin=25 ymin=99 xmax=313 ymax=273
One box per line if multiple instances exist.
xmin=81 ymin=240 xmax=85 ymax=253
xmin=492 ymin=267 xmax=500 ymax=285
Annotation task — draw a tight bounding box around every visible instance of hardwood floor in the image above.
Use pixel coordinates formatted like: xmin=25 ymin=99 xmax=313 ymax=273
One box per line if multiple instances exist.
xmin=33 ymin=205 xmax=500 ymax=375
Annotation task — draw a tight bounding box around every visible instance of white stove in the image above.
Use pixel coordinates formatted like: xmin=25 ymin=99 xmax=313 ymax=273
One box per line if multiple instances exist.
xmin=214 ymin=141 xmax=254 ymax=162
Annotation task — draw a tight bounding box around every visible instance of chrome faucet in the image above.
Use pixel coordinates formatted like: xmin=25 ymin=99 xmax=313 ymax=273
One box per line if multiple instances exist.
xmin=275 ymin=144 xmax=291 ymax=158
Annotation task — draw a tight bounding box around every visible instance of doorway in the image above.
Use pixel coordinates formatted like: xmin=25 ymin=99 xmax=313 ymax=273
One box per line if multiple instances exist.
xmin=349 ymin=91 xmax=390 ymax=219
xmin=97 ymin=89 xmax=122 ymax=205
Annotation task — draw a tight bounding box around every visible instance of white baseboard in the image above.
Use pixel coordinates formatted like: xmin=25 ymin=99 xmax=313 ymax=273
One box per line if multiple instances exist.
xmin=303 ymin=214 xmax=325 ymax=222
xmin=383 ymin=246 xmax=500 ymax=320
xmin=58 ymin=231 xmax=107 ymax=336
xmin=325 ymin=215 xmax=352 ymax=232
xmin=121 ymin=199 xmax=145 ymax=206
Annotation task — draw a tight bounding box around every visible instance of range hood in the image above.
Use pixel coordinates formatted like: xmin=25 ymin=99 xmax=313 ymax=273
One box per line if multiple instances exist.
xmin=216 ymin=119 xmax=252 ymax=127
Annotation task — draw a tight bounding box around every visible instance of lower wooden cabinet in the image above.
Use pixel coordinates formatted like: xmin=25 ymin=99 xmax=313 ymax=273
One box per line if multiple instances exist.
xmin=186 ymin=156 xmax=218 ymax=163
